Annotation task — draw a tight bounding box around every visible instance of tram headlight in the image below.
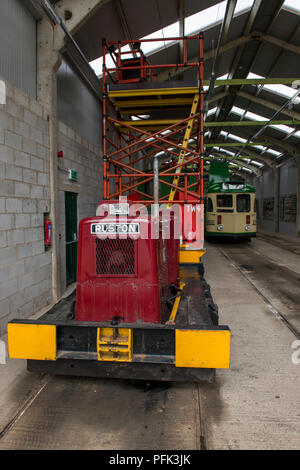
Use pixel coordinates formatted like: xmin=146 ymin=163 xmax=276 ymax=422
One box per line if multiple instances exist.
xmin=217 ymin=224 xmax=223 ymax=231
xmin=245 ymin=224 xmax=251 ymax=231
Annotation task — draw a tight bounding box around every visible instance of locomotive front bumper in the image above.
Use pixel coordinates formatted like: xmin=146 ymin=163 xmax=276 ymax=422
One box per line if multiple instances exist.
xmin=7 ymin=264 xmax=230 ymax=383
xmin=7 ymin=320 xmax=230 ymax=382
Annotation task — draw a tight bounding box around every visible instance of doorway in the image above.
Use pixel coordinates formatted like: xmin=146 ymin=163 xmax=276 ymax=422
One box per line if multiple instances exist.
xmin=65 ymin=192 xmax=78 ymax=285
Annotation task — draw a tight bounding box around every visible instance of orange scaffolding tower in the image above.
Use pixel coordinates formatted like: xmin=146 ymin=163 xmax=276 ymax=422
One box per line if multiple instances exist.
xmin=102 ymin=34 xmax=205 ymax=261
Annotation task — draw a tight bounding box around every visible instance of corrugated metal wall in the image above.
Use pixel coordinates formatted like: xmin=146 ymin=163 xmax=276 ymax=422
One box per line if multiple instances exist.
xmin=0 ymin=0 xmax=37 ymax=97
xmin=57 ymin=57 xmax=102 ymax=147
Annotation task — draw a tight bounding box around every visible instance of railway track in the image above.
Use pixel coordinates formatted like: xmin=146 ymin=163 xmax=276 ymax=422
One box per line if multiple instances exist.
xmin=0 ymin=374 xmax=52 ymax=440
xmin=0 ymin=374 xmax=206 ymax=449
xmin=217 ymin=244 xmax=300 ymax=340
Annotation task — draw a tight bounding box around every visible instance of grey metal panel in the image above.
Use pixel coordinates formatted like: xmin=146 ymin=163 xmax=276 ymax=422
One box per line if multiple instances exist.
xmin=263 ymin=219 xmax=274 ymax=232
xmin=262 ymin=168 xmax=274 ymax=198
xmin=279 ymin=160 xmax=297 ymax=236
xmin=280 ymin=160 xmax=297 ymax=194
xmin=261 ymin=168 xmax=275 ymax=232
xmin=279 ymin=220 xmax=297 ymax=236
xmin=57 ymin=57 xmax=101 ymax=146
xmin=0 ymin=0 xmax=37 ymax=97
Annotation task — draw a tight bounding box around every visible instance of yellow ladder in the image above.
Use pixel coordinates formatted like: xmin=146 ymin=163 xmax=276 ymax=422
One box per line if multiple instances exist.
xmin=167 ymin=93 xmax=199 ymax=208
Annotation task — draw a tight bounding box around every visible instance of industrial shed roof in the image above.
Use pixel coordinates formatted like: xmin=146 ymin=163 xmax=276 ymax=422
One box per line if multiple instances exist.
xmin=67 ymin=0 xmax=300 ymax=176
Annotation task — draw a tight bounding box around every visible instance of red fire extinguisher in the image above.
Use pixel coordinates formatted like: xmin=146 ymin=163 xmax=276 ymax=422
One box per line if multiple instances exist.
xmin=44 ymin=218 xmax=52 ymax=247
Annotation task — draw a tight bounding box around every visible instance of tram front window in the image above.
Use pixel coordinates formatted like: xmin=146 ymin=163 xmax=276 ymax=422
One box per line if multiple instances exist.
xmin=217 ymin=195 xmax=232 ymax=208
xmin=237 ymin=194 xmax=250 ymax=212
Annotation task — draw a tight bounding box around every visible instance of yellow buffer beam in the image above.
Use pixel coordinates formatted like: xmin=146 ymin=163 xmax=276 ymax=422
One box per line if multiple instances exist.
xmin=167 ymin=93 xmax=199 ymax=207
xmin=8 ymin=323 xmax=56 ymax=361
xmin=175 ymin=329 xmax=230 ymax=368
xmin=179 ymin=249 xmax=206 ymax=264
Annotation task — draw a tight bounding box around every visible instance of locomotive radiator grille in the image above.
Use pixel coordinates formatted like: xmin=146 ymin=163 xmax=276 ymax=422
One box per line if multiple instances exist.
xmin=96 ymin=238 xmax=135 ymax=275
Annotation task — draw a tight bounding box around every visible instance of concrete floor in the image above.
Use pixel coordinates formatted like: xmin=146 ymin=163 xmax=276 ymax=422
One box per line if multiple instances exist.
xmin=201 ymin=236 xmax=300 ymax=450
xmin=0 ymin=235 xmax=300 ymax=449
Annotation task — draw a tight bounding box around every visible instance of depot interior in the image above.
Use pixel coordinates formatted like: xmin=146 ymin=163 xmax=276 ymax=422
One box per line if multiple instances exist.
xmin=0 ymin=0 xmax=300 ymax=334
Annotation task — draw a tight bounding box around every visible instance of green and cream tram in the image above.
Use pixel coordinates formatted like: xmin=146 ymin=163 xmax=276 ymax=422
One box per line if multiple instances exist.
xmin=205 ymin=181 xmax=257 ymax=239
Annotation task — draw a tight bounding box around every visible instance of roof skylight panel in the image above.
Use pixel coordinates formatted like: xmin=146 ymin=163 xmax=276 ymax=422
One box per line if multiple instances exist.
xmin=91 ymin=1 xmax=254 ymax=76
xmin=270 ymin=123 xmax=296 ymax=134
xmin=139 ymin=22 xmax=179 ymax=56
xmin=252 ymin=144 xmax=267 ymax=151
xmin=283 ymin=0 xmax=300 ymax=14
xmin=244 ymin=110 xmax=266 ymax=121
xmin=226 ymin=133 xmax=247 ymax=143
xmin=219 ymin=148 xmax=235 ymax=156
xmin=185 ymin=0 xmax=254 ymax=35
xmin=231 ymin=106 xmax=300 ymax=138
xmin=247 ymin=72 xmax=300 ymax=105
xmin=207 ymin=107 xmax=217 ymax=116
xmin=231 ymin=106 xmax=267 ymax=121
xmin=251 ymin=161 xmax=264 ymax=167
xmin=265 ymin=148 xmax=282 ymax=156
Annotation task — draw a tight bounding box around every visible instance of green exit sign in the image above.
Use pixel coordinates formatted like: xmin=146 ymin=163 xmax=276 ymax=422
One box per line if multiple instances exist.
xmin=68 ymin=169 xmax=78 ymax=181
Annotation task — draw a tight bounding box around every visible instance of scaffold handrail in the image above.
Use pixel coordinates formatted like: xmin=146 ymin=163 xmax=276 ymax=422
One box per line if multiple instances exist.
xmin=102 ymin=34 xmax=204 ymax=206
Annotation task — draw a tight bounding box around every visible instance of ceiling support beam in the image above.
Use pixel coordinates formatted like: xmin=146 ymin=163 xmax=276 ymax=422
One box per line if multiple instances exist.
xmin=209 ymin=152 xmax=261 ymax=175
xmin=234 ymin=81 xmax=300 ymax=161
xmin=158 ymin=30 xmax=300 ymax=82
xmin=265 ymin=22 xmax=300 ymax=78
xmin=205 ymin=0 xmax=237 ymax=109
xmin=226 ymin=0 xmax=263 ymax=82
xmin=237 ymin=128 xmax=300 ymax=158
xmin=54 ymin=0 xmax=109 ymax=36
xmin=205 ymin=141 xmax=269 ymax=148
xmin=236 ymin=91 xmax=300 ymax=121
xmin=232 ymin=147 xmax=275 ymax=167
xmin=38 ymin=0 xmax=103 ymax=99
xmin=256 ymin=32 xmax=300 ymax=56
xmin=209 ymin=0 xmax=286 ymax=142
xmin=204 ymin=77 xmax=299 ymax=86
xmin=204 ymin=119 xmax=300 ymax=128
xmin=114 ymin=0 xmax=137 ymax=57
xmin=208 ymin=89 xmax=300 ymax=121
xmin=200 ymin=0 xmax=262 ymax=134
xmin=208 ymin=144 xmax=276 ymax=167
xmin=158 ymin=34 xmax=253 ymax=81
